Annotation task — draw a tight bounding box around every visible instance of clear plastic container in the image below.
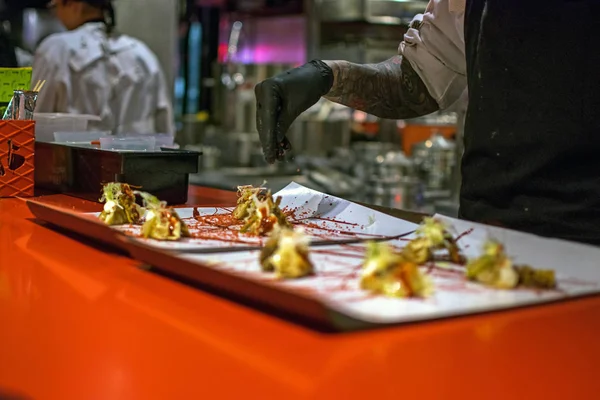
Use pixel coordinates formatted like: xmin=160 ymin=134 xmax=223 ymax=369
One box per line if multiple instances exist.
xmin=99 ymin=136 xmax=156 ymax=151
xmin=53 ymin=131 xmax=111 ymax=144
xmin=153 ymin=134 xmax=176 ymax=149
xmin=34 ymin=113 xmax=102 ymax=142
xmin=116 ymin=133 xmax=176 ymax=149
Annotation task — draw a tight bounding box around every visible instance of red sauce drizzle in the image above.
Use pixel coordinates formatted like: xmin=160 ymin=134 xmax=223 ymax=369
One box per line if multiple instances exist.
xmin=456 ymin=228 xmax=474 ymax=242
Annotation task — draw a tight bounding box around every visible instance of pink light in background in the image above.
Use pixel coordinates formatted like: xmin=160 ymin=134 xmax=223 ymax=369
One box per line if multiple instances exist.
xmin=220 ymin=16 xmax=306 ymax=65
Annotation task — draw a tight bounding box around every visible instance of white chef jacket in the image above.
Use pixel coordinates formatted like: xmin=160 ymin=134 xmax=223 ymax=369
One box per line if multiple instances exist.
xmin=32 ymin=22 xmax=174 ymax=136
xmin=400 ymin=0 xmax=467 ymax=110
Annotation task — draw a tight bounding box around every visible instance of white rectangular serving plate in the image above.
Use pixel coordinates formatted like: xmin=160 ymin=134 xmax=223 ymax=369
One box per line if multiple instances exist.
xmin=28 ymin=183 xmax=600 ymax=330
xmin=104 ymin=182 xmax=419 ymax=252
xmin=174 ymin=227 xmax=600 ymax=325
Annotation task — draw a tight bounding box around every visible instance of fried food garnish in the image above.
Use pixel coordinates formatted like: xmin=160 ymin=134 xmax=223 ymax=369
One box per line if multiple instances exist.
xmin=402 ymin=218 xmax=463 ymax=265
xmin=135 ymin=191 xmax=190 ymax=241
xmin=514 ymin=264 xmax=557 ymax=289
xmin=239 ymin=190 xmax=291 ymax=236
xmin=361 ymin=242 xmax=434 ymax=298
xmin=466 ymin=240 xmax=519 ymax=289
xmin=260 ymin=227 xmax=314 ymax=279
xmin=232 ymin=185 xmax=267 ymax=221
xmin=98 ymin=182 xmax=141 ymax=225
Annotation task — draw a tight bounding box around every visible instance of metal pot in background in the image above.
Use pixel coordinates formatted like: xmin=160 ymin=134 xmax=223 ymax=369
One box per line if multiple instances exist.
xmin=362 ymin=149 xmax=422 ymax=210
xmin=212 ymin=63 xmax=294 ymax=134
xmin=178 ymin=113 xmax=209 ymax=146
xmin=351 ymin=141 xmax=400 ymax=182
xmin=287 ymin=118 xmax=351 ymax=158
xmin=185 ymin=144 xmax=221 ymax=171
xmin=365 ymin=177 xmax=421 ymax=211
xmin=217 ymin=132 xmax=261 ymax=167
xmin=372 ymin=151 xmax=414 ymax=180
xmin=412 ymin=132 xmax=456 ymax=191
xmin=329 ymin=147 xmax=356 ymax=174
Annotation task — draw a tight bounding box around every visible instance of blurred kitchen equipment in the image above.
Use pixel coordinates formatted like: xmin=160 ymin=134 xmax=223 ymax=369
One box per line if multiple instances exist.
xmin=211 ymin=18 xmax=296 ymax=133
xmin=288 ymin=118 xmax=351 ymax=158
xmin=329 ymin=147 xmax=356 ymax=174
xmin=185 ymin=144 xmax=221 ymax=171
xmin=320 ymin=39 xmax=401 ymax=65
xmin=307 ymin=165 xmax=359 ymax=198
xmin=400 ymin=112 xmax=458 ymax=155
xmin=372 ymin=151 xmax=415 ymax=180
xmin=318 ymin=0 xmax=428 ymax=24
xmin=221 ymin=21 xmax=243 ymax=92
xmin=412 ymin=132 xmax=456 ymax=191
xmin=212 ymin=62 xmax=293 ymax=133
xmin=201 ymin=146 xmax=221 ymax=170
xmin=178 ymin=113 xmax=209 ymax=146
xmin=435 ymin=90 xmax=468 ymax=217
xmin=351 ymin=141 xmax=399 ymax=181
xmin=217 ymin=132 xmax=261 ymax=167
xmin=218 ymin=20 xmax=246 ymax=133
xmin=365 ymin=176 xmax=421 ymax=211
xmin=378 ymin=118 xmax=402 ymax=146
xmin=362 ymin=149 xmax=421 ymax=210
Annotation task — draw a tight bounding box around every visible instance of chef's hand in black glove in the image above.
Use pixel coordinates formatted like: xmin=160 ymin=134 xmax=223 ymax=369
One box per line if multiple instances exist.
xmin=255 ymin=60 xmax=334 ymax=163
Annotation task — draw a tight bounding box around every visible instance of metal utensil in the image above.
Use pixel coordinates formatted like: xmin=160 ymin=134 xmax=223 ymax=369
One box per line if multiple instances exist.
xmin=3 ymin=90 xmax=39 ymax=120
xmin=161 ymin=229 xmax=415 ymax=254
xmin=156 ymin=230 xmax=415 ymax=254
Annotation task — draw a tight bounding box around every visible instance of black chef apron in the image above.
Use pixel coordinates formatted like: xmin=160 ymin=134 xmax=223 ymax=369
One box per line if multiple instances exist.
xmin=460 ymin=0 xmax=600 ymax=245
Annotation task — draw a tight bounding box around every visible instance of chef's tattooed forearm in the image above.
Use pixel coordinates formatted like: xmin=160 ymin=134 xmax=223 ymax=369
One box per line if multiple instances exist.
xmin=324 ymin=55 xmax=439 ymax=119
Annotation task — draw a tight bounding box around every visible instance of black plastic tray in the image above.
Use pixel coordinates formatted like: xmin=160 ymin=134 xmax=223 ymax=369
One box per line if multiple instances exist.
xmin=34 ymin=142 xmax=200 ymax=204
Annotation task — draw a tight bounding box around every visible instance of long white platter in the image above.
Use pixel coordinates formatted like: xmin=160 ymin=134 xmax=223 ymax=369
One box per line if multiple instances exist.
xmin=173 ymin=213 xmax=600 ymax=325
xmin=28 ymin=182 xmax=600 ymax=330
xmin=108 ymin=182 xmax=418 ymax=251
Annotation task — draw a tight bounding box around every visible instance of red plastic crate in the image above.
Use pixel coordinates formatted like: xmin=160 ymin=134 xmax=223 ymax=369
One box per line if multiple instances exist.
xmin=0 ymin=120 xmax=35 ymax=197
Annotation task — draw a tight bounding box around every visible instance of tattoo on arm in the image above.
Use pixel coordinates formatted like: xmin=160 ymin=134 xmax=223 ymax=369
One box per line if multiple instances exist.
xmin=324 ymin=55 xmax=439 ymax=119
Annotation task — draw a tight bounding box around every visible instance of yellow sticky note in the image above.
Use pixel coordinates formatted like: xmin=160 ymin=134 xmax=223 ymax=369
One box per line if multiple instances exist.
xmin=0 ymin=68 xmax=33 ymax=103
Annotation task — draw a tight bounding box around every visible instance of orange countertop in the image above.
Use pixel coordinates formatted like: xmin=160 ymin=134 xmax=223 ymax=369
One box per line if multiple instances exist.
xmin=1 ymin=186 xmax=600 ymax=400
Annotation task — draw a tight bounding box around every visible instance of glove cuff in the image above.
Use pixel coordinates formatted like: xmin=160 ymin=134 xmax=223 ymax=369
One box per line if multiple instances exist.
xmin=308 ymin=59 xmax=334 ymax=96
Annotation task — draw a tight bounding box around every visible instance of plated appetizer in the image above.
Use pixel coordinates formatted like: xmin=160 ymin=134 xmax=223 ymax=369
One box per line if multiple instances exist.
xmin=402 ymin=217 xmax=463 ymax=265
xmin=98 ymin=182 xmax=189 ymax=241
xmin=233 ymin=184 xmax=291 ymax=236
xmin=135 ymin=191 xmax=190 ymax=241
xmin=98 ymin=182 xmax=141 ymax=225
xmin=361 ymin=242 xmax=434 ymax=298
xmin=466 ymin=240 xmax=556 ymax=289
xmin=259 ymin=227 xmax=314 ymax=279
xmin=232 ymin=185 xmax=265 ymax=220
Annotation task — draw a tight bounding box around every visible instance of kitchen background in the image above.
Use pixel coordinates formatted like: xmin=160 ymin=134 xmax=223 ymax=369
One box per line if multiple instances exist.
xmin=1 ymin=0 xmax=466 ymax=216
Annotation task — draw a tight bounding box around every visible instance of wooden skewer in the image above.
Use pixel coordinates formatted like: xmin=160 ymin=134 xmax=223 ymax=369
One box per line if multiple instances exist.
xmin=32 ymin=80 xmax=46 ymax=92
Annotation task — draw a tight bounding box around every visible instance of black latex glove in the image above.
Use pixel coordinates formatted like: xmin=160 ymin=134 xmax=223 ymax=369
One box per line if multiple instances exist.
xmin=255 ymin=60 xmax=334 ymax=163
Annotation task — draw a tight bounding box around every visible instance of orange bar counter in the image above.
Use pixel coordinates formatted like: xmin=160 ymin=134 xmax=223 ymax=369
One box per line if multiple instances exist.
xmin=1 ymin=186 xmax=600 ymax=400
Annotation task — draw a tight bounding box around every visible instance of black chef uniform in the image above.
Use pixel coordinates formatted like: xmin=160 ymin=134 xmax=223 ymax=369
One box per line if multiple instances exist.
xmin=460 ymin=0 xmax=600 ymax=245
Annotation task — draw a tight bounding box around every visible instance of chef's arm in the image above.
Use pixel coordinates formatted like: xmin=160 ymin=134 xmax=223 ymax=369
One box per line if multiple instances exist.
xmin=323 ymin=55 xmax=438 ymax=119
xmin=255 ymin=0 xmax=466 ymax=163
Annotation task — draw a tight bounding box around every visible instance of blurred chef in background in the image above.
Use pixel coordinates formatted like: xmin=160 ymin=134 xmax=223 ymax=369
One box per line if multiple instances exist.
xmin=32 ymin=0 xmax=174 ymax=135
